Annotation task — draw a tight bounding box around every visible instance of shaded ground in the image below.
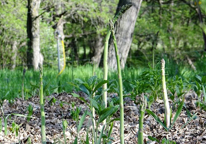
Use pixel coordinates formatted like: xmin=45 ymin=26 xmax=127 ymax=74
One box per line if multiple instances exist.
xmin=0 ymin=91 xmax=205 ymax=144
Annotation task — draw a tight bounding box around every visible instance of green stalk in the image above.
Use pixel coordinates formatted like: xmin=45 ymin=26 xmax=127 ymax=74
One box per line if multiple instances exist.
xmin=161 ymin=59 xmax=170 ymax=128
xmin=102 ymin=4 xmax=132 ymax=126
xmin=40 ymin=66 xmax=46 ymax=144
xmin=92 ymin=92 xmax=98 ymax=144
xmin=22 ymin=69 xmax=26 ymax=100
xmin=111 ymin=27 xmax=124 ymax=144
xmin=92 ymin=68 xmax=96 ymax=144
xmin=62 ymin=120 xmax=68 ymax=144
xmin=103 ymin=29 xmax=111 ymax=124
xmin=92 ymin=103 xmax=96 ymax=144
xmin=152 ymin=48 xmax=155 ymax=69
xmin=138 ymin=94 xmax=147 ymax=144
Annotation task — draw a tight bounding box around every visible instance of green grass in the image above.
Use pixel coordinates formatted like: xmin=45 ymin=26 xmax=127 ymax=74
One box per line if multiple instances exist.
xmin=0 ymin=61 xmax=203 ymax=102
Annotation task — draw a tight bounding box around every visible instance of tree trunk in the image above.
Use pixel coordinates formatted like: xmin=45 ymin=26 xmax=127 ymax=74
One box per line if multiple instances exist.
xmin=11 ymin=41 xmax=18 ymax=69
xmin=91 ymin=34 xmax=104 ymax=66
xmin=27 ymin=0 xmax=43 ymax=70
xmin=108 ymin=0 xmax=143 ymax=70
xmin=196 ymin=5 xmax=206 ymax=51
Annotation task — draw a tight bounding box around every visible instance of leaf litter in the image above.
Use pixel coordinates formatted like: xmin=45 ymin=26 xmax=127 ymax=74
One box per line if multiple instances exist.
xmin=0 ymin=91 xmax=205 ymax=143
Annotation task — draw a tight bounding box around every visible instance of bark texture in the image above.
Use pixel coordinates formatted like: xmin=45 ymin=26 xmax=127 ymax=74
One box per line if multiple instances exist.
xmin=91 ymin=34 xmax=104 ymax=66
xmin=108 ymin=0 xmax=142 ymax=70
xmin=55 ymin=0 xmax=65 ymax=41
xmin=27 ymin=0 xmax=43 ymax=70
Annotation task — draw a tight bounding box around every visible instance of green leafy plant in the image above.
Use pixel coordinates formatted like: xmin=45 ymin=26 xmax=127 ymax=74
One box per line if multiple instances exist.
xmin=70 ymin=102 xmax=82 ymax=121
xmin=161 ymin=138 xmax=176 ymax=144
xmin=71 ymin=76 xmax=118 ymax=143
xmin=62 ymin=120 xmax=68 ymax=144
xmin=148 ymin=136 xmax=176 ymax=144
xmin=11 ymin=121 xmax=20 ymax=136
xmin=193 ymin=75 xmax=206 ymax=108
xmin=146 ymin=96 xmax=186 ymax=131
xmin=73 ymin=111 xmax=87 ymax=144
xmin=27 ymin=104 xmax=33 ymax=122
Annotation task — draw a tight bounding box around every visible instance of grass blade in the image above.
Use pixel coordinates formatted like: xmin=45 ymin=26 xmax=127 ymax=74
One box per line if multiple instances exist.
xmin=170 ymin=97 xmax=184 ymax=128
xmin=73 ymin=137 xmax=77 ymax=144
xmin=98 ymin=105 xmax=119 ymax=123
xmin=71 ymin=93 xmax=80 ymax=98
xmin=88 ymin=97 xmax=99 ymax=110
xmin=181 ymin=113 xmax=197 ymax=129
xmin=4 ymin=117 xmax=7 ymax=135
xmin=202 ymin=85 xmax=206 ymax=103
xmin=93 ymin=80 xmax=109 ymax=94
xmin=86 ymin=130 xmax=89 ymax=144
xmin=146 ymin=109 xmax=168 ymax=131
xmin=97 ymin=125 xmax=105 ymax=144
xmin=108 ymin=121 xmax=114 ymax=138
xmin=148 ymin=136 xmax=160 ymax=143
xmin=78 ymin=111 xmax=87 ymax=132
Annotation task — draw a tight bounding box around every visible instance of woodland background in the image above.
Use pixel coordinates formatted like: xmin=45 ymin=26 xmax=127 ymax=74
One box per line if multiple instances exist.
xmin=0 ymin=0 xmax=206 ymax=71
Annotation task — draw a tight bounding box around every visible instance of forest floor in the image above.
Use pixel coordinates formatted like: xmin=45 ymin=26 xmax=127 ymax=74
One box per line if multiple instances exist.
xmin=0 ymin=91 xmax=205 ymax=144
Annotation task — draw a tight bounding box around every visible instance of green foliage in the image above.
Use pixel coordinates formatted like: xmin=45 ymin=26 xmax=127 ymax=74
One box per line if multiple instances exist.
xmin=71 ymin=76 xmax=119 ymax=143
xmin=70 ymin=102 xmax=82 ymax=121
xmin=27 ymin=104 xmax=33 ymax=122
xmin=161 ymin=138 xmax=176 ymax=144
xmin=11 ymin=121 xmax=20 ymax=136
xmin=129 ymin=68 xmax=162 ymax=109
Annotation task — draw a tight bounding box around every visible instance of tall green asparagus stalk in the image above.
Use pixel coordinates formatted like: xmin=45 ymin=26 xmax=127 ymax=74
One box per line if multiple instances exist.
xmin=161 ymin=59 xmax=170 ymax=128
xmin=101 ymin=4 xmax=132 ymax=142
xmin=102 ymin=29 xmax=111 ymax=125
xmin=22 ymin=69 xmax=26 ymax=100
xmin=138 ymin=94 xmax=147 ymax=144
xmin=39 ymin=66 xmax=46 ymax=144
xmin=92 ymin=62 xmax=96 ymax=144
xmin=111 ymin=24 xmax=124 ymax=144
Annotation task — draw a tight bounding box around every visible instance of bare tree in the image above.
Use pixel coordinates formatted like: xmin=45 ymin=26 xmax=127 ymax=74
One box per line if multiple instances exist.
xmin=27 ymin=0 xmax=43 ymax=70
xmin=108 ymin=0 xmax=143 ymax=70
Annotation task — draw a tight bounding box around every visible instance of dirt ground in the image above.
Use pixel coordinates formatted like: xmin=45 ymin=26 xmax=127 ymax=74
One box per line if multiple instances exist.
xmin=0 ymin=91 xmax=205 ymax=144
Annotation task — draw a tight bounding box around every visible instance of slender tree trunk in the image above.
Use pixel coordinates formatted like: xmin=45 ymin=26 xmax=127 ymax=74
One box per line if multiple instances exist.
xmin=27 ymin=0 xmax=32 ymax=69
xmin=27 ymin=0 xmax=43 ymax=70
xmin=196 ymin=5 xmax=206 ymax=51
xmin=11 ymin=41 xmax=18 ymax=69
xmin=169 ymin=0 xmax=174 ymax=49
xmin=71 ymin=38 xmax=79 ymax=63
xmin=91 ymin=34 xmax=104 ymax=66
xmin=108 ymin=0 xmax=143 ymax=70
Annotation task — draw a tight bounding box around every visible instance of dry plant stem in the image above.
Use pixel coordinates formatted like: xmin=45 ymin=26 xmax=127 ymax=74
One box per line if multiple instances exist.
xmin=111 ymin=29 xmax=124 ymax=144
xmin=39 ymin=66 xmax=46 ymax=144
xmin=161 ymin=59 xmax=170 ymax=128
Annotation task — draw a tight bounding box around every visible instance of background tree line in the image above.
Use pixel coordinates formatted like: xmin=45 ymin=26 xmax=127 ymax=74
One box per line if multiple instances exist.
xmin=0 ymin=0 xmax=205 ymax=70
